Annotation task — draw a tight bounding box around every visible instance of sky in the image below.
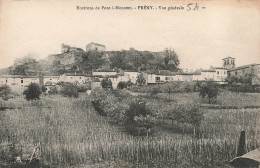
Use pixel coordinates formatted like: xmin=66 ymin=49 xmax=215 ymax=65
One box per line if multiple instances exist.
xmin=0 ymin=0 xmax=260 ymax=70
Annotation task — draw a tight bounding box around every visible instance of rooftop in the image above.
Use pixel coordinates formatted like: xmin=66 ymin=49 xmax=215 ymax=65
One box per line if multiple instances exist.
xmin=222 ymin=57 xmax=235 ymax=60
xmin=89 ymin=42 xmax=106 ymax=47
xmin=228 ymin=63 xmax=260 ymax=71
xmin=0 ymin=75 xmax=38 ymax=78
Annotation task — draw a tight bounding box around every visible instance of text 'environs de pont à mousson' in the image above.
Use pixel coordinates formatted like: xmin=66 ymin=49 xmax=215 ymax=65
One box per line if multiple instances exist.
xmin=76 ymin=4 xmax=206 ymax=11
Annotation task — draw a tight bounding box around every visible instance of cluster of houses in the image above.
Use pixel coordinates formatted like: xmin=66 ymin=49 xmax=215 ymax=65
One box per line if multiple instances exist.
xmin=0 ymin=57 xmax=260 ymax=92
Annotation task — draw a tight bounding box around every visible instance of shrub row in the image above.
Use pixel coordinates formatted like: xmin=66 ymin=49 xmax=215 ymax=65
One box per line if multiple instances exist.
xmin=128 ymin=81 xmax=198 ymax=94
xmin=227 ymin=85 xmax=260 ymax=93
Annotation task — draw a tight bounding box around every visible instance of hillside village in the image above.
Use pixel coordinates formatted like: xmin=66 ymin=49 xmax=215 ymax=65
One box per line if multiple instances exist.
xmin=0 ymin=42 xmax=260 ymax=93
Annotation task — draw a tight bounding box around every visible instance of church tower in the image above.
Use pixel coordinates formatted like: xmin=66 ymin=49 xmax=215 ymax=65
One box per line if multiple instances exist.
xmin=222 ymin=57 xmax=235 ymax=70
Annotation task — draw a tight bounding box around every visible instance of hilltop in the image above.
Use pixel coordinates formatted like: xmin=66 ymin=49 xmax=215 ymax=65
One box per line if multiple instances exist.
xmin=0 ymin=43 xmax=180 ymax=76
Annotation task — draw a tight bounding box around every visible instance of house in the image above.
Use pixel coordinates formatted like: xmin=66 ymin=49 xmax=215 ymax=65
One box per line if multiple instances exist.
xmin=91 ymin=70 xmax=139 ymax=88
xmin=144 ymin=70 xmax=178 ymax=84
xmin=228 ymin=64 xmax=260 ymax=78
xmin=200 ymin=70 xmax=216 ymax=81
xmin=179 ymin=73 xmax=194 ymax=82
xmin=92 ymin=70 xmax=117 ymax=76
xmin=210 ymin=67 xmax=228 ymax=84
xmin=86 ymin=42 xmax=106 ymax=52
xmin=59 ymin=73 xmax=86 ymax=85
xmin=0 ymin=75 xmax=39 ymax=87
xmin=44 ymin=76 xmax=60 ymax=86
xmin=123 ymin=71 xmax=140 ymax=84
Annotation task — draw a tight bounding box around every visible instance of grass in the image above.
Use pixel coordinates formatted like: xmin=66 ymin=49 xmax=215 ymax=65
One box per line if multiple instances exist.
xmin=143 ymin=91 xmax=260 ymax=108
xmin=0 ymin=92 xmax=259 ymax=167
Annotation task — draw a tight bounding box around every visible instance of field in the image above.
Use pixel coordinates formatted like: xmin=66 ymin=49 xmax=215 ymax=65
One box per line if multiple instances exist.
xmin=0 ymin=91 xmax=260 ymax=167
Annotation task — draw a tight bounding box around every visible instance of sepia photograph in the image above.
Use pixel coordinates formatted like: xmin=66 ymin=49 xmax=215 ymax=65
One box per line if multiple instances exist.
xmin=0 ymin=0 xmax=260 ymax=167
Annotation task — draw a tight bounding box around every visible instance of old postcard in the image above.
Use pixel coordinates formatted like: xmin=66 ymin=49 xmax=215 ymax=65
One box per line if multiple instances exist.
xmin=0 ymin=0 xmax=260 ymax=167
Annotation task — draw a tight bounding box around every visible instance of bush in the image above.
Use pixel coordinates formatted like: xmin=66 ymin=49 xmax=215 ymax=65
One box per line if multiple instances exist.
xmin=117 ymin=81 xmax=127 ymax=89
xmin=90 ymin=88 xmax=128 ymax=120
xmin=77 ymin=85 xmax=89 ymax=93
xmin=49 ymin=86 xmax=59 ymax=95
xmin=101 ymin=78 xmax=112 ymax=89
xmin=23 ymin=83 xmax=42 ymax=101
xmin=126 ymin=80 xmax=134 ymax=87
xmin=0 ymin=85 xmax=12 ymax=101
xmin=150 ymin=87 xmax=160 ymax=96
xmin=60 ymin=83 xmax=79 ymax=98
xmin=111 ymin=89 xmax=132 ymax=101
xmin=136 ymin=73 xmax=146 ymax=85
xmin=41 ymin=86 xmax=47 ymax=93
xmin=125 ymin=100 xmax=158 ymax=136
xmin=165 ymin=103 xmax=203 ymax=135
xmin=197 ymin=81 xmax=220 ymax=104
xmin=126 ymin=100 xmax=149 ymax=121
xmin=56 ymin=81 xmax=65 ymax=86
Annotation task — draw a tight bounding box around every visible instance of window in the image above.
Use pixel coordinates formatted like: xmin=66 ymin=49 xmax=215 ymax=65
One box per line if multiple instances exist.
xmin=21 ymin=80 xmax=23 ymax=83
xmin=155 ymin=77 xmax=160 ymax=82
xmin=217 ymin=71 xmax=219 ymax=74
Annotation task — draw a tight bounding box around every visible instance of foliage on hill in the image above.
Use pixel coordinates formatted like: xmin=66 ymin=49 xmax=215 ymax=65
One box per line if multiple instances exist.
xmin=4 ymin=47 xmax=180 ymax=76
xmin=9 ymin=57 xmax=40 ymax=76
xmin=108 ymin=48 xmax=180 ymax=71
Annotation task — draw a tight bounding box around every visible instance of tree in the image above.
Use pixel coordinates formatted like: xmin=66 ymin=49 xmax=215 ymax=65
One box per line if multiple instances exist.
xmin=23 ymin=83 xmax=42 ymax=101
xmin=163 ymin=82 xmax=179 ymax=99
xmin=197 ymin=81 xmax=220 ymax=104
xmin=109 ymin=52 xmax=128 ymax=70
xmin=60 ymin=83 xmax=79 ymax=98
xmin=101 ymin=78 xmax=112 ymax=89
xmin=0 ymin=85 xmax=12 ymax=101
xmin=80 ymin=51 xmax=106 ymax=73
xmin=186 ymin=105 xmax=203 ymax=136
xmin=126 ymin=101 xmax=149 ymax=121
xmin=117 ymin=81 xmax=126 ymax=89
xmin=239 ymin=74 xmax=255 ymax=85
xmin=136 ymin=73 xmax=146 ymax=85
xmin=126 ymin=80 xmax=134 ymax=87
xmin=134 ymin=115 xmax=158 ymax=137
xmin=226 ymin=75 xmax=239 ymax=85
xmin=10 ymin=56 xmax=40 ymax=76
xmin=164 ymin=48 xmax=180 ymax=71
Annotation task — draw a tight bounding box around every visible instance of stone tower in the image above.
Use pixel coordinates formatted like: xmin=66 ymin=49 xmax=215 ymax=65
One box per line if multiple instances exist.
xmin=222 ymin=57 xmax=235 ymax=70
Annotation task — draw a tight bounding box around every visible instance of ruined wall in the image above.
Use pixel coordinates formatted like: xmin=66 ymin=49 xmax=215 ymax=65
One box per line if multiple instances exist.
xmin=86 ymin=42 xmax=106 ymax=52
